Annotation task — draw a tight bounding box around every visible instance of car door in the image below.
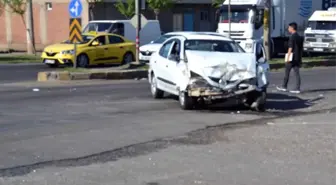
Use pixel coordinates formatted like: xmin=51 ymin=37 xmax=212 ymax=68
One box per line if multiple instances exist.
xmin=91 ymin=35 xmax=109 ymax=64
xmin=153 ymin=39 xmax=175 ymax=91
xmin=107 ymin=35 xmax=125 ymax=64
xmin=166 ymin=37 xmax=188 ymax=94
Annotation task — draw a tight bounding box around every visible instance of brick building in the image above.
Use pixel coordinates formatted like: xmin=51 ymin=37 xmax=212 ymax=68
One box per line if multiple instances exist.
xmin=0 ymin=0 xmax=216 ymax=52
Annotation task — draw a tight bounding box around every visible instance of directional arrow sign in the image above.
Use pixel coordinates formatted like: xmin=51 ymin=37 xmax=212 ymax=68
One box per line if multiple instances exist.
xmin=68 ymin=0 xmax=83 ymax=18
xmin=130 ymin=14 xmax=148 ymax=29
xmin=69 ymin=18 xmax=83 ymax=43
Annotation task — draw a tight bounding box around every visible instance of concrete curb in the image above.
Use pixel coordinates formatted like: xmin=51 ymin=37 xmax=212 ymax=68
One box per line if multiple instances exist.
xmin=37 ymin=69 xmax=148 ymax=82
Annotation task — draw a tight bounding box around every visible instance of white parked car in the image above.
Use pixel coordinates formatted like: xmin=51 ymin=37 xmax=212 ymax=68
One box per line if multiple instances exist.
xmin=139 ymin=32 xmax=228 ymax=63
xmin=148 ymin=32 xmax=270 ymax=111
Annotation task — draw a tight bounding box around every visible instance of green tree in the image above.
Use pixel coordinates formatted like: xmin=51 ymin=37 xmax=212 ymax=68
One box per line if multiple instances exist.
xmin=146 ymin=0 xmax=176 ymax=20
xmin=86 ymin=0 xmax=102 ymax=20
xmin=212 ymin=0 xmax=225 ymax=8
xmin=114 ymin=0 xmax=135 ymax=19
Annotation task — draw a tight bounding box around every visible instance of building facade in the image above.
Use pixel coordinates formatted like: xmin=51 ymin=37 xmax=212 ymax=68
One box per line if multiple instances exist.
xmin=0 ymin=0 xmax=217 ymax=52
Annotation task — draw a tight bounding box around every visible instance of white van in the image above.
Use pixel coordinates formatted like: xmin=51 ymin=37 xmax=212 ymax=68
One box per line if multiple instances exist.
xmin=82 ymin=20 xmax=161 ymax=46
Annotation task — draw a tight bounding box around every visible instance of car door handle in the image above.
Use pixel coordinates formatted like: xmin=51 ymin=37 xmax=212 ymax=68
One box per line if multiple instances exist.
xmin=104 ymin=48 xmax=108 ymax=50
xmin=119 ymin=46 xmax=123 ymax=49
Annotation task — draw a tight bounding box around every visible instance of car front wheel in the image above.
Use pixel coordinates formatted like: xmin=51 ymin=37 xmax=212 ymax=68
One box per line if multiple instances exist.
xmin=178 ymin=90 xmax=195 ymax=110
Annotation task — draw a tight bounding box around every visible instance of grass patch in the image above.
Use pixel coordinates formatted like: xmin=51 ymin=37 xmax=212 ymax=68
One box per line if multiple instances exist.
xmin=0 ymin=54 xmax=41 ymax=64
xmin=60 ymin=67 xmax=90 ymax=72
xmin=269 ymin=55 xmax=335 ymax=64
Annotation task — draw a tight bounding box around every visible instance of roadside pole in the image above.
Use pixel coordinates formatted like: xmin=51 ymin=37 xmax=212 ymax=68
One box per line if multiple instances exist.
xmin=228 ymin=0 xmax=231 ymax=38
xmin=26 ymin=0 xmax=35 ymax=54
xmin=68 ymin=0 xmax=83 ymax=68
xmin=135 ymin=0 xmax=140 ymax=64
xmin=263 ymin=0 xmax=271 ymax=60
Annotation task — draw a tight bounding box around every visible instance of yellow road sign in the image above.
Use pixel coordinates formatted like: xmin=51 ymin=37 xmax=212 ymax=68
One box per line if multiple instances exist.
xmin=69 ymin=18 xmax=83 ymax=43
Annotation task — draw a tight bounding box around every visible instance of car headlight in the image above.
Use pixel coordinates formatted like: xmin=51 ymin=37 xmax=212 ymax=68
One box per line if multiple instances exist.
xmin=60 ymin=50 xmax=75 ymax=55
xmin=329 ymin=42 xmax=336 ymax=48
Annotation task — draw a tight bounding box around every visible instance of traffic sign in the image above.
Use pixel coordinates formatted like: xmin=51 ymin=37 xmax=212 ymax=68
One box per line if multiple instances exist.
xmin=130 ymin=14 xmax=148 ymax=29
xmin=68 ymin=0 xmax=83 ymax=18
xmin=69 ymin=18 xmax=83 ymax=43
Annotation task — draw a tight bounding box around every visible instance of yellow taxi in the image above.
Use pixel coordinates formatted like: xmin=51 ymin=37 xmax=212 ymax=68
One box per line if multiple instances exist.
xmin=41 ymin=32 xmax=136 ymax=67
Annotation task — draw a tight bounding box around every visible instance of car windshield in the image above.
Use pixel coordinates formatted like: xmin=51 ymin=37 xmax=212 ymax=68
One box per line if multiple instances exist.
xmin=220 ymin=9 xmax=250 ymax=23
xmin=308 ymin=21 xmax=336 ymax=30
xmin=61 ymin=35 xmax=95 ymax=44
xmin=153 ymin=34 xmax=177 ymax=43
xmin=184 ymin=39 xmax=244 ymax=53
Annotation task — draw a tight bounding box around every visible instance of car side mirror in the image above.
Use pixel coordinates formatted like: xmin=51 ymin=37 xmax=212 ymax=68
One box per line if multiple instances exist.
xmin=168 ymin=54 xmax=178 ymax=61
xmin=91 ymin=41 xmax=99 ymax=46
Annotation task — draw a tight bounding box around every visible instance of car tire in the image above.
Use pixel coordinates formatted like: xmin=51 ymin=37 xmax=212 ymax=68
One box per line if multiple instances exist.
xmin=76 ymin=54 xmax=89 ymax=68
xmin=244 ymin=89 xmax=267 ymax=112
xmin=151 ymin=74 xmax=164 ymax=99
xmin=122 ymin=52 xmax=134 ymax=65
xmin=178 ymin=90 xmax=195 ymax=110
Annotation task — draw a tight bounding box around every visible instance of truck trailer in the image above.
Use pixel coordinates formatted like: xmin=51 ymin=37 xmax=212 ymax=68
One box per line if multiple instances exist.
xmin=216 ymin=0 xmax=323 ymax=55
xmin=303 ymin=7 xmax=336 ymax=54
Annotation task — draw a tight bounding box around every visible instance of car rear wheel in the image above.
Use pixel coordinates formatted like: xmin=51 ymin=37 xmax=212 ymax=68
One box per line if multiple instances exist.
xmin=122 ymin=52 xmax=133 ymax=65
xmin=151 ymin=74 xmax=164 ymax=99
xmin=76 ymin=54 xmax=89 ymax=68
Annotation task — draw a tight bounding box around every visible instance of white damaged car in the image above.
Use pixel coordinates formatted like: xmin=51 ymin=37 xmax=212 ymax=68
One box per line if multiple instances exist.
xmin=148 ymin=32 xmax=270 ymax=111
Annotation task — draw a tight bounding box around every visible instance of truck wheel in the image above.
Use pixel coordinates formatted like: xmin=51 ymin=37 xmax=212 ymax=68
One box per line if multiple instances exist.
xmin=178 ymin=90 xmax=195 ymax=110
xmin=150 ymin=74 xmax=164 ymax=99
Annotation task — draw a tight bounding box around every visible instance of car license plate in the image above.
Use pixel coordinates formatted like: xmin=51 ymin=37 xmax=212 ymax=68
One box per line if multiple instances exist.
xmin=140 ymin=56 xmax=151 ymax=61
xmin=45 ymin=59 xmax=55 ymax=64
xmin=313 ymin=48 xmax=323 ymax=51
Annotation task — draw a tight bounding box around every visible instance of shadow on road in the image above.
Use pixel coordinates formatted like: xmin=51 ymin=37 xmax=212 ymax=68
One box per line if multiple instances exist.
xmin=266 ymin=92 xmax=324 ymax=111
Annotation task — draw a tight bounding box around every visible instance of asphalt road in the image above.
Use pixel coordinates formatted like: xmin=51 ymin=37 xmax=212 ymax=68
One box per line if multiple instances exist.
xmin=0 ymin=68 xmax=335 ymax=184
xmin=0 ymin=64 xmax=51 ymax=83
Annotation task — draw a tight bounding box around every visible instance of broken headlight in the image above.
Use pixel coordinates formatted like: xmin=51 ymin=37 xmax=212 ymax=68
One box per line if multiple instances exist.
xmin=189 ymin=71 xmax=210 ymax=88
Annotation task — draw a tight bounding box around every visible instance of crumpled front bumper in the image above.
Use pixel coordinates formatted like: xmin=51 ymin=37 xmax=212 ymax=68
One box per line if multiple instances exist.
xmin=187 ymin=77 xmax=260 ymax=99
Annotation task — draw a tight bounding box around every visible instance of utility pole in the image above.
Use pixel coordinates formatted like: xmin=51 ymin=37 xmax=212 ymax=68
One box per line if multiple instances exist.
xmin=263 ymin=0 xmax=271 ymax=60
xmin=26 ymin=0 xmax=35 ymax=54
xmin=228 ymin=0 xmax=231 ymax=38
xmin=135 ymin=0 xmax=140 ymax=64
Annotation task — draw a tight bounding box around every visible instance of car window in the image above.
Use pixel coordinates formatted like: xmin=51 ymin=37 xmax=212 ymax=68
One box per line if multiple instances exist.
xmin=184 ymin=39 xmax=243 ymax=53
xmin=84 ymin=23 xmax=113 ymax=32
xmin=110 ymin=23 xmax=125 ymax=36
xmin=159 ymin=40 xmax=174 ymax=58
xmin=92 ymin=36 xmax=106 ymax=46
xmin=167 ymin=40 xmax=181 ymax=61
xmin=108 ymin=35 xmax=124 ymax=44
xmin=153 ymin=34 xmax=177 ymax=44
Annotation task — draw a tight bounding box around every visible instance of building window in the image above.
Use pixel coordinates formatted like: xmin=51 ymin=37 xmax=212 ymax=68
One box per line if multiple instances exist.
xmin=200 ymin=11 xmax=209 ymax=21
xmin=46 ymin=2 xmax=52 ymax=11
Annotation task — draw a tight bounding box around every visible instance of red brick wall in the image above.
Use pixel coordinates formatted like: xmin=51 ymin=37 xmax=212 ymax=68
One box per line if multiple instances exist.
xmin=0 ymin=2 xmax=71 ymax=51
xmin=0 ymin=11 xmax=6 ymax=45
xmin=46 ymin=3 xmax=69 ymax=44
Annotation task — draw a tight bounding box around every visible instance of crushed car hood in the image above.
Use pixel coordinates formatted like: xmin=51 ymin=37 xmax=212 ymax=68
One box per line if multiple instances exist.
xmin=185 ymin=50 xmax=256 ymax=83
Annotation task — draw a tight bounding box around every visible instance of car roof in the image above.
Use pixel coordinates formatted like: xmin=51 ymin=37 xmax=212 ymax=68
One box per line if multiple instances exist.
xmin=164 ymin=31 xmax=232 ymax=41
xmin=83 ymin=31 xmax=124 ymax=37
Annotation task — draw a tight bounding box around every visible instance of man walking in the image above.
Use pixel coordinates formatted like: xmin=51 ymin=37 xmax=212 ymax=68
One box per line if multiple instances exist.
xmin=277 ymin=22 xmax=304 ymax=94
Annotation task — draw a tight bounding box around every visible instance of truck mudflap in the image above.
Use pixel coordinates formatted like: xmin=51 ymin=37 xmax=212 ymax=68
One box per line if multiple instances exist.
xmin=188 ymin=84 xmax=257 ymax=99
